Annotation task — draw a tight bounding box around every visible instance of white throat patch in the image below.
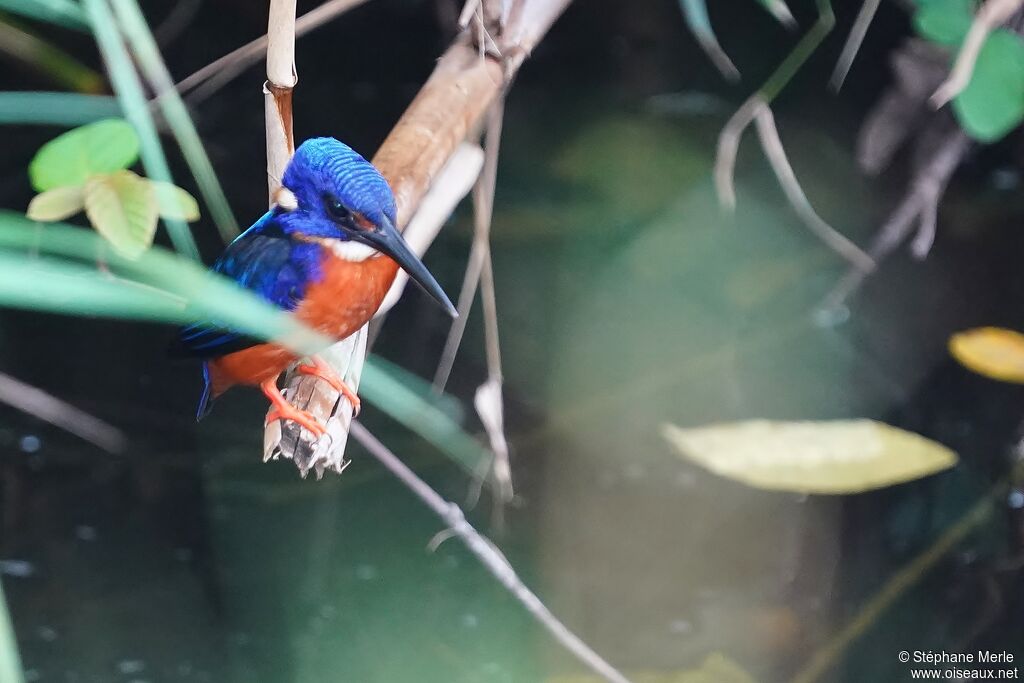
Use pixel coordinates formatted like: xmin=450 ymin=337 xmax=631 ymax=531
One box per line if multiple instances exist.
xmin=274 ymin=187 xmax=298 ymax=211
xmin=323 ymin=238 xmax=378 ymax=262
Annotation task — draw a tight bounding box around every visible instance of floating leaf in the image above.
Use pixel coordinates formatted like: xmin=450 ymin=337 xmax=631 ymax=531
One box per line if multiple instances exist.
xmin=83 ymin=170 xmax=157 ymax=258
xmin=29 ymin=118 xmax=139 ymax=191
xmin=27 ymin=186 xmax=85 ymax=222
xmin=662 ymin=419 xmax=957 ymax=494
xmin=149 ymin=181 xmax=199 ymax=221
xmin=949 ymin=326 xmax=1024 ymax=383
xmin=952 ymin=30 xmax=1024 ymax=142
xmin=913 ymin=0 xmax=974 ymax=45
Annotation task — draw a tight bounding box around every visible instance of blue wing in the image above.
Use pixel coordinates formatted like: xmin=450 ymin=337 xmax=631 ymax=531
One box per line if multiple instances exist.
xmin=172 ymin=211 xmax=321 ymax=359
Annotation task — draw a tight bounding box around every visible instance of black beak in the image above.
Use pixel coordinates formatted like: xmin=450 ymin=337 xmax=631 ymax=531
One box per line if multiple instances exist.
xmin=359 ymin=216 xmax=458 ymax=318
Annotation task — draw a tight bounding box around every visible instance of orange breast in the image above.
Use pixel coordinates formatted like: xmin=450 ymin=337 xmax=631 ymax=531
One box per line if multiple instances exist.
xmin=208 ymin=252 xmax=399 ymax=393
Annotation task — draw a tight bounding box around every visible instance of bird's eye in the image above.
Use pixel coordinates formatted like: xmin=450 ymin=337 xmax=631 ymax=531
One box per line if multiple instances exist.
xmin=325 ymin=196 xmax=351 ymax=223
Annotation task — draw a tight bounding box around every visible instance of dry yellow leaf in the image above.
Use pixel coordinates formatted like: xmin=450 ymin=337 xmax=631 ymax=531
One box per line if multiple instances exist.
xmin=662 ymin=419 xmax=957 ymax=494
xmin=949 ymin=327 xmax=1024 ymax=383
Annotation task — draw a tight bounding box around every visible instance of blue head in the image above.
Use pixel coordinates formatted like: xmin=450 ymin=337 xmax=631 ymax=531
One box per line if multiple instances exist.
xmin=278 ymin=137 xmax=396 ymax=237
xmin=276 ymin=137 xmax=455 ymax=316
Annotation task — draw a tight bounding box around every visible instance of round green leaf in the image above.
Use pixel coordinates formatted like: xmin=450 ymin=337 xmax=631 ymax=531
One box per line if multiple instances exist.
xmin=148 ymin=180 xmax=200 ymax=222
xmin=83 ymin=170 xmax=158 ymax=259
xmin=914 ymin=0 xmax=974 ymax=45
xmin=953 ymin=30 xmax=1024 ymax=142
xmin=662 ymin=419 xmax=958 ymax=494
xmin=29 ymin=118 xmax=140 ymax=192
xmin=26 ymin=186 xmax=86 ymax=222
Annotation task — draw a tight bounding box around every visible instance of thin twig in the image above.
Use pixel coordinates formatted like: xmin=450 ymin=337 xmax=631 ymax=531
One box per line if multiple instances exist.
xmin=473 ymin=102 xmax=513 ymax=505
xmin=820 ymin=129 xmax=970 ymax=310
xmin=714 ymin=96 xmax=764 ymax=211
xmin=829 ymin=0 xmax=882 ymax=91
xmin=350 ymin=421 xmax=632 ymax=683
xmin=753 ymin=104 xmax=875 ymax=271
xmin=432 ymin=102 xmax=505 ymax=392
xmin=931 ymin=0 xmax=1024 ymax=107
xmin=175 ymin=0 xmax=370 ymax=105
xmin=0 ymin=371 xmax=126 ymax=453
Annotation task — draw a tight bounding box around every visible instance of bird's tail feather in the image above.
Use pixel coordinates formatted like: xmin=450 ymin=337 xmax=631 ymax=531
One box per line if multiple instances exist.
xmin=196 ymin=363 xmax=215 ymax=421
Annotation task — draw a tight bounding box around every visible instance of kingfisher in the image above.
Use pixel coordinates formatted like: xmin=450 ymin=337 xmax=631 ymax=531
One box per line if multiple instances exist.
xmin=174 ymin=137 xmax=456 ymax=436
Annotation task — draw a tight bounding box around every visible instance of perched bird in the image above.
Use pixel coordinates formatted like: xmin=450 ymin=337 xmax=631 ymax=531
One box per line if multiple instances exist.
xmin=175 ymin=137 xmax=456 ymax=436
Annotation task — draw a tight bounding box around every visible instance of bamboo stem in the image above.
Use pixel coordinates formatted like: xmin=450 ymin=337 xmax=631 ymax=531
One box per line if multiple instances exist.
xmin=265 ymin=0 xmax=297 ymax=201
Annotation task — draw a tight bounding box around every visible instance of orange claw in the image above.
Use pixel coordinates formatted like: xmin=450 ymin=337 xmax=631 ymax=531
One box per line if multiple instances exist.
xmin=261 ymin=377 xmax=326 ymax=438
xmin=298 ymin=355 xmax=362 ymax=416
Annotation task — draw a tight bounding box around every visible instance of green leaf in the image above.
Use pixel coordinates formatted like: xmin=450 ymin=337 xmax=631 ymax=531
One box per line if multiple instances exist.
xmin=662 ymin=419 xmax=957 ymax=494
xmin=83 ymin=170 xmax=158 ymax=258
xmin=26 ymin=185 xmax=85 ymax=221
xmin=0 ymin=211 xmax=329 ymax=355
xmin=913 ymin=0 xmax=974 ymax=45
xmin=28 ymin=118 xmax=139 ymax=192
xmin=110 ymin=0 xmax=239 ymax=242
xmin=0 ymin=580 xmax=24 ymax=683
xmin=953 ymin=30 xmax=1024 ymax=142
xmin=81 ymin=0 xmax=200 ymax=259
xmin=0 ymin=92 xmax=120 ymax=126
xmin=362 ymin=358 xmax=493 ymax=479
xmin=0 ymin=0 xmax=87 ymax=31
xmin=149 ymin=180 xmax=200 ymax=221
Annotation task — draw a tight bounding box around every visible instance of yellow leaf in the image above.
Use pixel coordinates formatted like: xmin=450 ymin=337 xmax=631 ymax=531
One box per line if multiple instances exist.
xmin=149 ymin=180 xmax=199 ymax=222
xmin=949 ymin=327 xmax=1024 ymax=383
xmin=83 ymin=170 xmax=158 ymax=259
xmin=27 ymin=186 xmax=85 ymax=222
xmin=661 ymin=419 xmax=957 ymax=494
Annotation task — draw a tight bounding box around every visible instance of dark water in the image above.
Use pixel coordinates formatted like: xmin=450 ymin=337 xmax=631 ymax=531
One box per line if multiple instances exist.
xmin=2 ymin=1 xmax=1024 ymax=681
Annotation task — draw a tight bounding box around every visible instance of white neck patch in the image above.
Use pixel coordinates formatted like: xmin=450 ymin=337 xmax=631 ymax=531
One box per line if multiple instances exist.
xmin=323 ymin=238 xmax=378 ymax=262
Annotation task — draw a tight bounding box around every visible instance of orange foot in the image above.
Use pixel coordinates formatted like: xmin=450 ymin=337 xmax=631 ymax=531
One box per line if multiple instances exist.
xmin=298 ymin=355 xmax=361 ymax=416
xmin=261 ymin=377 xmax=326 ymax=438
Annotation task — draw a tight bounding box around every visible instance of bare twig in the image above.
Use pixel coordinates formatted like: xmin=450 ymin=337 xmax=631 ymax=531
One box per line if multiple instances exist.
xmin=446 ymin=101 xmax=514 ymax=504
xmin=433 ymin=102 xmax=505 ymax=391
xmin=350 ymin=421 xmax=632 ymax=683
xmin=752 ymin=104 xmax=875 ymax=271
xmin=714 ymin=95 xmax=764 ymax=211
xmin=176 ymin=0 xmax=370 ymax=105
xmin=820 ymin=129 xmax=971 ymax=310
xmin=931 ymin=0 xmax=1024 ymax=107
xmin=829 ymin=0 xmax=882 ymax=91
xmin=0 ymin=371 xmax=126 ymax=453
